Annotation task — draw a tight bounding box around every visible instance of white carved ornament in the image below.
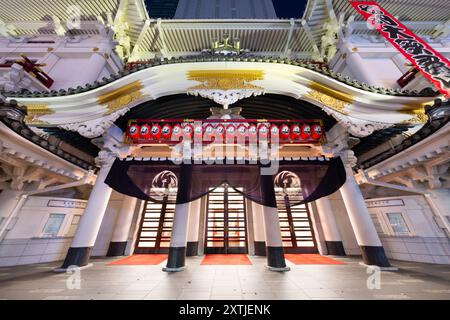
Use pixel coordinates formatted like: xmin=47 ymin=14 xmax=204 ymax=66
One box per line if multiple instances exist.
xmin=321 ymin=106 xmax=395 ymax=138
xmin=58 ymin=107 xmax=130 ymax=139
xmin=187 ymin=89 xmax=264 ymax=109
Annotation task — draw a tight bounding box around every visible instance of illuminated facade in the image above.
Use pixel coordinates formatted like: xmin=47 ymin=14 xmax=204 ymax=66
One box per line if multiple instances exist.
xmin=0 ymin=0 xmax=449 ymax=275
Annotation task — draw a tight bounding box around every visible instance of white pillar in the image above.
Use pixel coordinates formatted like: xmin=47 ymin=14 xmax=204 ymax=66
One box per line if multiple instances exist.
xmin=260 ymin=169 xmax=290 ymax=272
xmin=345 ymin=49 xmax=379 ymax=85
xmin=0 ymin=190 xmax=25 ymax=240
xmin=107 ymin=196 xmax=137 ymax=256
xmin=163 ymin=164 xmax=192 ymax=272
xmin=79 ymin=51 xmax=107 ymax=84
xmin=252 ymin=201 xmax=267 ymax=256
xmin=186 ymin=198 xmax=201 ymax=256
xmin=315 ymin=196 xmax=346 ymax=255
xmin=60 ymin=155 xmax=114 ymax=269
xmin=340 ymin=161 xmax=390 ymax=267
xmin=0 ymin=190 xmax=23 ymax=219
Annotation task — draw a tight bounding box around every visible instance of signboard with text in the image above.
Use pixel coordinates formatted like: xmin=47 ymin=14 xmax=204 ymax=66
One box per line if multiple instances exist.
xmin=350 ymin=1 xmax=450 ymax=97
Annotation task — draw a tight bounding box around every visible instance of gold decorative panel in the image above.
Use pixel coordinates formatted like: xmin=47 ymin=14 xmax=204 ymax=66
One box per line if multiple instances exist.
xmin=401 ymin=108 xmax=428 ymax=124
xmin=304 ymin=89 xmax=349 ymax=115
xmin=187 ymin=70 xmax=265 ymax=91
xmin=25 ymin=104 xmax=54 ymax=125
xmin=97 ymin=81 xmax=147 ymax=115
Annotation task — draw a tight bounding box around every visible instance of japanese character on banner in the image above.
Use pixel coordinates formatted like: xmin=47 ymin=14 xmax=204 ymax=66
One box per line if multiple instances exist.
xmin=350 ymin=1 xmax=450 ymax=97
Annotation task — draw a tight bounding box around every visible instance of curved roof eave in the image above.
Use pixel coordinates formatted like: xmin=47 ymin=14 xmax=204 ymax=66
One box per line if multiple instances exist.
xmin=1 ymin=57 xmax=440 ymax=138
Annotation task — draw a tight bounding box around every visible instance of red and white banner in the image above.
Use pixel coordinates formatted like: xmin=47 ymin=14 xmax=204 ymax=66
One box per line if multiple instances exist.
xmin=350 ymin=1 xmax=450 ymax=97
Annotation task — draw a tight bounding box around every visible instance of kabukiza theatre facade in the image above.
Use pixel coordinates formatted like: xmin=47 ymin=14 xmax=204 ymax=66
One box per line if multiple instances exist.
xmin=0 ymin=0 xmax=449 ymax=270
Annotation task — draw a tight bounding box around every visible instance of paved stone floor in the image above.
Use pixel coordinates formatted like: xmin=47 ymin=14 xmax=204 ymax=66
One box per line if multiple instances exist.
xmin=1 ymin=255 xmax=450 ymax=300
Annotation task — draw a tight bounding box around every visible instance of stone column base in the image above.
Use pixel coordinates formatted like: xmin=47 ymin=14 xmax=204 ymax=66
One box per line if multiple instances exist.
xmin=254 ymin=241 xmax=267 ymax=256
xmin=163 ymin=246 xmax=186 ymax=272
xmin=106 ymin=241 xmax=127 ymax=257
xmin=360 ymin=246 xmax=391 ymax=267
xmin=60 ymin=247 xmax=93 ymax=269
xmin=186 ymin=241 xmax=199 ymax=256
xmin=266 ymin=246 xmax=290 ymax=272
xmin=325 ymin=241 xmax=346 ymax=256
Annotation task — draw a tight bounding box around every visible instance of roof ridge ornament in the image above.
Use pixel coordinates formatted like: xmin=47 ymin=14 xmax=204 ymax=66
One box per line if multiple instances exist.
xmin=203 ymin=35 xmax=248 ymax=56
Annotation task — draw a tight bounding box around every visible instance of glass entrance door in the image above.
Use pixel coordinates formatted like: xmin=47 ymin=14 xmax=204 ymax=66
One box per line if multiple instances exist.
xmin=276 ymin=194 xmax=318 ymax=253
xmin=135 ymin=199 xmax=174 ymax=253
xmin=205 ymin=184 xmax=247 ymax=254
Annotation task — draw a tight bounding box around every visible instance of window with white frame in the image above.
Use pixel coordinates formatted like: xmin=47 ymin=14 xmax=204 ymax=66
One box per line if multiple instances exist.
xmin=42 ymin=214 xmax=65 ymax=237
xmin=386 ymin=212 xmax=410 ymax=236
xmin=65 ymin=215 xmax=82 ymax=237
xmin=370 ymin=213 xmax=386 ymax=235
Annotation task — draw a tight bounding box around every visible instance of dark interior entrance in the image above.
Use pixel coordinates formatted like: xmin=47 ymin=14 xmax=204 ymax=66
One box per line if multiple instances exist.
xmin=205 ymin=184 xmax=248 ymax=254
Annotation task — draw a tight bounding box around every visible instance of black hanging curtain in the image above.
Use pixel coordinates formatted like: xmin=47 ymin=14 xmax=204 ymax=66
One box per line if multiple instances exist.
xmin=104 ymin=158 xmax=346 ymax=208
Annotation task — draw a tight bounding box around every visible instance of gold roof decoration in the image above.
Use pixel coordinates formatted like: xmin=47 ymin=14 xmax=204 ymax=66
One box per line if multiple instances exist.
xmin=187 ymin=70 xmax=266 ymax=109
xmin=187 ymin=70 xmax=265 ymax=91
xmin=304 ymin=89 xmax=350 ymax=115
xmin=400 ymin=107 xmax=429 ymax=124
xmin=97 ymin=81 xmax=148 ymax=115
xmin=24 ymin=104 xmax=54 ymax=125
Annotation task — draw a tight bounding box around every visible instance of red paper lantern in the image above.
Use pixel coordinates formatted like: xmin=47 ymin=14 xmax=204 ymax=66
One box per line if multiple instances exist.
xmin=280 ymin=124 xmax=290 ymax=140
xmin=226 ymin=124 xmax=236 ymax=140
xmin=301 ymin=124 xmax=311 ymax=139
xmin=290 ymin=124 xmax=301 ymax=140
xmin=258 ymin=123 xmax=269 ymax=139
xmin=183 ymin=124 xmax=193 ymax=139
xmin=248 ymin=124 xmax=257 ymax=140
xmin=150 ymin=124 xmax=161 ymax=140
xmin=161 ymin=124 xmax=172 ymax=139
xmin=140 ymin=124 xmax=151 ymax=140
xmin=171 ymin=124 xmax=182 ymax=140
xmin=269 ymin=124 xmax=279 ymax=139
xmin=237 ymin=124 xmax=247 ymax=139
xmin=311 ymin=124 xmax=323 ymax=140
xmin=194 ymin=124 xmax=203 ymax=140
xmin=128 ymin=124 xmax=140 ymax=140
xmin=215 ymin=124 xmax=225 ymax=141
xmin=204 ymin=124 xmax=214 ymax=140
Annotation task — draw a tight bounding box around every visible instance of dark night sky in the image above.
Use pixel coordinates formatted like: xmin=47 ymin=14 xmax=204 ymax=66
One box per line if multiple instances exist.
xmin=145 ymin=0 xmax=309 ymax=19
xmin=272 ymin=0 xmax=309 ymax=18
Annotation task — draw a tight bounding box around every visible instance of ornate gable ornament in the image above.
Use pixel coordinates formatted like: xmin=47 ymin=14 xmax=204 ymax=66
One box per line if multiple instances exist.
xmin=59 ymin=81 xmax=149 ymax=138
xmin=186 ymin=70 xmax=265 ymax=109
xmin=303 ymin=88 xmax=394 ymax=137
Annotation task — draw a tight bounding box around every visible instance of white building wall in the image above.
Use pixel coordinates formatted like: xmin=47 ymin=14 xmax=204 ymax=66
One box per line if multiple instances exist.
xmin=0 ymin=196 xmax=86 ymax=266
xmin=0 ymin=34 xmax=122 ymax=91
xmin=367 ymin=195 xmax=450 ymax=264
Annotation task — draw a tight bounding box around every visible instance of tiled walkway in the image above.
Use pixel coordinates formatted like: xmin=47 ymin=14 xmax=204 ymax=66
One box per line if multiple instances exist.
xmin=1 ymin=256 xmax=450 ymax=300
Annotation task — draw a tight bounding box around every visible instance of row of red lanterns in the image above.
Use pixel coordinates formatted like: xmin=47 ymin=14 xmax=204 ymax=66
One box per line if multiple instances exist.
xmin=127 ymin=122 xmax=323 ymax=142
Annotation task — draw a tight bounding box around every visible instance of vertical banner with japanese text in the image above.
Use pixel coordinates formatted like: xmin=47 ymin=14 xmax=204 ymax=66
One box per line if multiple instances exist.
xmin=350 ymin=1 xmax=450 ymax=97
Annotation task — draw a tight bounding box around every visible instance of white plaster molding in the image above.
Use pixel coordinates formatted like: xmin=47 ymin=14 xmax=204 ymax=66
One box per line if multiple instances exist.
xmin=321 ymin=106 xmax=395 ymax=137
xmin=58 ymin=107 xmax=130 ymax=139
xmin=187 ymin=89 xmax=265 ymax=109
